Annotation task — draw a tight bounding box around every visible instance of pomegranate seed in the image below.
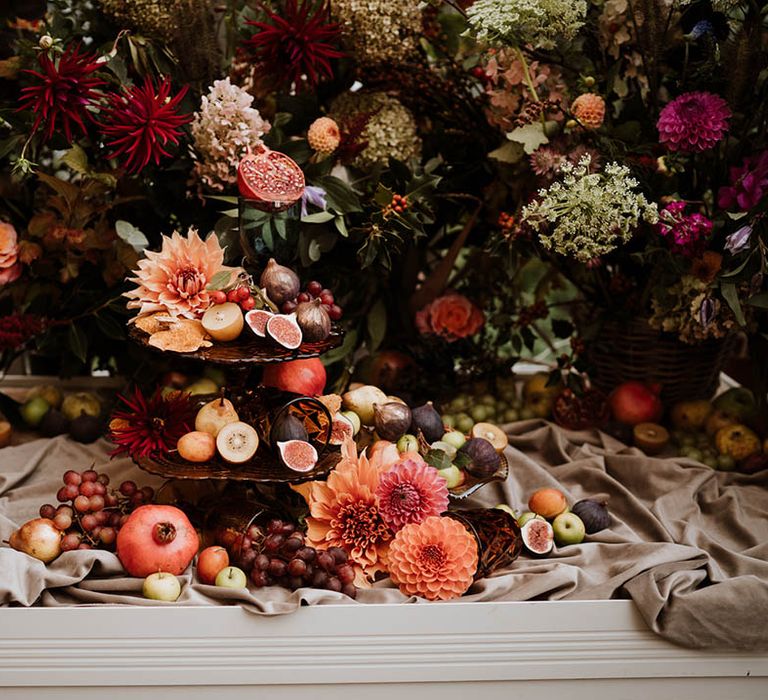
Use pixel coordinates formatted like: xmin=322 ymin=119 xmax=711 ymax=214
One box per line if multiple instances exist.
xmin=307 ymin=281 xmax=323 ymax=296
xmin=211 ymin=290 xmax=227 ymax=305
xmin=227 ymin=290 xmax=239 ymax=303
xmin=237 ymin=286 xmax=251 ymax=301
xmin=328 ymin=304 xmax=343 ymax=321
xmin=240 ymin=296 xmax=256 ymax=311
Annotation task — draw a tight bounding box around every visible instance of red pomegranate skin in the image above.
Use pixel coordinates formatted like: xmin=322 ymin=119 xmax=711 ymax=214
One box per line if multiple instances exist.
xmin=609 ymin=381 xmax=663 ymax=425
xmin=261 ymin=358 xmax=326 ymax=396
xmin=116 ymin=505 xmax=199 ymax=577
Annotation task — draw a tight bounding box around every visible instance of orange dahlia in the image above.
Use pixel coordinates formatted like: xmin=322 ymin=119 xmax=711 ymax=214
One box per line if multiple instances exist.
xmin=293 ymin=439 xmax=392 ymax=579
xmin=388 ymin=516 xmax=478 ymax=601
xmin=571 ymin=93 xmax=605 ymax=130
xmin=307 ymin=117 xmax=340 ymax=154
xmin=125 ymin=228 xmax=238 ymax=320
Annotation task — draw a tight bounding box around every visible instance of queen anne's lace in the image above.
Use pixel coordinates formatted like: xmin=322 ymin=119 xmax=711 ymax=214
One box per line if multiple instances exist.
xmin=467 ymin=0 xmax=587 ymax=50
xmin=521 ymin=156 xmax=658 ymax=262
xmin=190 ymin=78 xmax=270 ymax=191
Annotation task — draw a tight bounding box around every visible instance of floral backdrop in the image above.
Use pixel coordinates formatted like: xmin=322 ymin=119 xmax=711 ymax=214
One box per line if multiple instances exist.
xmin=0 ymin=0 xmax=766 ymax=399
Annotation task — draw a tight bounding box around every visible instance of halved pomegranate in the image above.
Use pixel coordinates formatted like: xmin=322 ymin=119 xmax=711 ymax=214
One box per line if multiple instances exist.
xmin=237 ymin=147 xmax=305 ymax=212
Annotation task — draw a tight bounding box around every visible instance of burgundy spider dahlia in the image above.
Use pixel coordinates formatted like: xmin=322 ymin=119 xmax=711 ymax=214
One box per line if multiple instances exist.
xmin=18 ymin=44 xmax=105 ymax=143
xmin=98 ymin=76 xmax=192 ymax=174
xmin=245 ymin=0 xmax=344 ymax=89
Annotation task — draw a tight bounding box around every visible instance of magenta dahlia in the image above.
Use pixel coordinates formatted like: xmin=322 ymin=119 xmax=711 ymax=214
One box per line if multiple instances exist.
xmin=375 ymin=456 xmax=450 ymax=532
xmin=657 ymin=91 xmax=731 ymax=153
xmin=245 ymin=0 xmax=344 ymax=89
xmin=98 ymin=77 xmax=192 ymax=174
xmin=657 ymin=201 xmax=713 ymax=258
xmin=18 ymin=44 xmax=104 ymax=143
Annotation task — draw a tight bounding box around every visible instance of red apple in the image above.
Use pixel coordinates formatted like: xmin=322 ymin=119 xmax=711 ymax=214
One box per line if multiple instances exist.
xmin=609 ymin=381 xmax=663 ymax=426
xmin=196 ymin=546 xmax=230 ymax=585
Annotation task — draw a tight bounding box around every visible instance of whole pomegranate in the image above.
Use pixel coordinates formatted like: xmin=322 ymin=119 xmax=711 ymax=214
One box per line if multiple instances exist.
xmin=116 ymin=505 xmax=199 ymax=577
xmin=261 ymin=358 xmax=326 ymax=396
xmin=609 ymin=381 xmax=663 ymax=426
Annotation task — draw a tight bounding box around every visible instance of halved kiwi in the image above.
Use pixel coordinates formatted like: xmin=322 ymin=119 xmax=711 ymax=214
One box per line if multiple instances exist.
xmin=470 ymin=422 xmax=509 ymax=453
xmin=216 ymin=421 xmax=259 ymax=464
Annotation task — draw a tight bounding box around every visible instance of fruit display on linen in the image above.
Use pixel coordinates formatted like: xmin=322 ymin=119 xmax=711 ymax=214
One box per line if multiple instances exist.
xmin=10 ymin=469 xmax=156 ymax=561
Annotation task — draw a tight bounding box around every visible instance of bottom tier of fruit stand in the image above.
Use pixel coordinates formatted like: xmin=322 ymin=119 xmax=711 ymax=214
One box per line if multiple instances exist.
xmin=0 ymin=602 xmax=766 ymax=700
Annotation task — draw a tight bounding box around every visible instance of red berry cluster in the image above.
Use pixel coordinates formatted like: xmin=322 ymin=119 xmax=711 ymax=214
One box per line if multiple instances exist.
xmin=281 ymin=280 xmax=343 ymax=320
xmin=210 ymin=286 xmax=256 ymax=312
xmin=516 ymin=300 xmax=548 ymax=327
xmin=219 ymin=518 xmax=356 ymax=598
xmin=39 ymin=470 xmax=154 ymax=552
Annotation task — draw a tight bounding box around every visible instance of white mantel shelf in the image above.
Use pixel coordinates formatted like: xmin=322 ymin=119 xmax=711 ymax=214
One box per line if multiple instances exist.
xmin=0 ymin=600 xmax=765 ymax=700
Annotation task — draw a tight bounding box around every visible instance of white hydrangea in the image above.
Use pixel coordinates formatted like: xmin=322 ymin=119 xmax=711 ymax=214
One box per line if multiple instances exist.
xmin=521 ymin=156 xmax=659 ymax=262
xmin=190 ymin=78 xmax=270 ymax=192
xmin=467 ymin=0 xmax=588 ymax=50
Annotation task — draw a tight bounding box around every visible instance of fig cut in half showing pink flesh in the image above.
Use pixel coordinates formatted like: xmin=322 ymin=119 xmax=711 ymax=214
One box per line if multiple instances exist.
xmin=237 ymin=148 xmax=305 ymax=213
xmin=245 ymin=308 xmax=273 ymax=338
xmin=266 ymin=313 xmax=302 ymax=349
xmin=277 ymin=440 xmax=318 ymax=472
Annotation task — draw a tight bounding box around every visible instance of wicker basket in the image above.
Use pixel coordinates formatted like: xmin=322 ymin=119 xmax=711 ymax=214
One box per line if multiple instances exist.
xmin=587 ymin=319 xmax=736 ymax=404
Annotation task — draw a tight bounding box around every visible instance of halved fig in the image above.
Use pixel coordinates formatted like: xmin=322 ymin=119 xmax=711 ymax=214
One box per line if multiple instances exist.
xmin=330 ymin=413 xmax=355 ymax=446
xmin=521 ymin=518 xmax=554 ymax=555
xmin=266 ymin=313 xmax=302 ymax=349
xmin=245 ymin=308 xmax=274 ymax=338
xmin=277 ymin=439 xmax=318 ymax=472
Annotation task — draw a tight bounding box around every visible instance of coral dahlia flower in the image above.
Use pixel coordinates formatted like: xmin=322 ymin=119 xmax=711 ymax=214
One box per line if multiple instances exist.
xmin=293 ymin=439 xmax=392 ymax=580
xmin=376 ymin=456 xmax=449 ymax=531
xmin=125 ymin=228 xmax=235 ymax=320
xmin=388 ymin=516 xmax=478 ymax=601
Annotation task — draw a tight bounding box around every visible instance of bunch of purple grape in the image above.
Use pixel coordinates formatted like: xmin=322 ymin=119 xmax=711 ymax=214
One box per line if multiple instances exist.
xmin=38 ymin=469 xmax=154 ymax=552
xmin=233 ymin=518 xmax=356 ymax=599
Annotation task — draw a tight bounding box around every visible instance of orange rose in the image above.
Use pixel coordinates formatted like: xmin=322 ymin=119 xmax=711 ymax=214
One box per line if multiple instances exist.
xmin=415 ymin=292 xmax=485 ymax=342
xmin=0 ymin=222 xmax=21 ymax=286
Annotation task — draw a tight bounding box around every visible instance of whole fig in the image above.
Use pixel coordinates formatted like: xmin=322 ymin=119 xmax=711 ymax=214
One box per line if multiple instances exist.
xmin=373 ymin=402 xmax=412 ymax=442
xmin=260 ymin=258 xmax=300 ymax=305
xmin=410 ymin=402 xmax=444 ymax=443
xmin=571 ymin=499 xmax=610 ymax=534
xmin=295 ymin=298 xmax=331 ymax=342
xmin=458 ymin=437 xmax=500 ymax=478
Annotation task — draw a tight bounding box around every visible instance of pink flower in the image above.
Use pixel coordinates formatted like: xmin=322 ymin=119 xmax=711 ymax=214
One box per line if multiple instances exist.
xmin=376 ymin=456 xmax=450 ymax=532
xmin=657 ymin=201 xmax=713 ymax=258
xmin=657 ymin=92 xmax=730 ymax=153
xmin=0 ymin=222 xmax=21 ymax=286
xmin=415 ymin=292 xmax=485 ymax=342
xmin=717 ymin=152 xmax=768 ymax=211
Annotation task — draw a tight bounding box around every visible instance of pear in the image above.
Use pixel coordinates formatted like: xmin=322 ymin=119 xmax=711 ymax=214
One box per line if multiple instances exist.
xmin=195 ymin=397 xmax=240 ymax=437
xmin=9 ymin=518 xmax=62 ymax=563
xmin=342 ymin=384 xmax=387 ymax=426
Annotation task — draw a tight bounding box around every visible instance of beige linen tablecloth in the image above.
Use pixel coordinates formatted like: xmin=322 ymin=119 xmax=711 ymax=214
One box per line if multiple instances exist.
xmin=1 ymin=420 xmax=767 ymax=651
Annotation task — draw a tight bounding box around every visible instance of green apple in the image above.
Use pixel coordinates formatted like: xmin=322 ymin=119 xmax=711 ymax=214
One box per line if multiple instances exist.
xmin=713 ymin=388 xmax=757 ymax=425
xmin=396 ymin=434 xmax=419 ymax=453
xmin=341 ymin=410 xmax=361 ymax=436
xmin=27 ymin=384 xmax=63 ymax=409
xmin=442 ymin=430 xmax=466 ymax=450
xmin=21 ymin=396 xmax=51 ymax=428
xmin=61 ymin=392 xmax=101 ymax=421
xmin=215 ymin=565 xmax=247 ymax=589
xmin=517 ymin=511 xmax=543 ymax=527
xmin=437 ymin=465 xmax=464 ymax=489
xmin=716 ymin=454 xmax=736 ymax=471
xmin=185 ymin=378 xmax=219 ymax=396
xmin=552 ymin=512 xmax=586 ymax=546
xmin=441 ymin=414 xmax=456 ymax=429
xmin=495 ymin=504 xmax=518 ymax=518
xmin=142 ymin=572 xmax=181 ymax=601
xmin=455 ymin=413 xmax=474 ymax=434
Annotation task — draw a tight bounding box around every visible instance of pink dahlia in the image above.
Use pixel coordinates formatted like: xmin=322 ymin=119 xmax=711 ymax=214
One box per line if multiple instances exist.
xmin=657 ymin=201 xmax=713 ymax=258
xmin=717 ymin=151 xmax=768 ymax=211
xmin=125 ymin=227 xmax=237 ymax=319
xmin=376 ymin=456 xmax=450 ymax=532
xmin=657 ymin=92 xmax=730 ymax=153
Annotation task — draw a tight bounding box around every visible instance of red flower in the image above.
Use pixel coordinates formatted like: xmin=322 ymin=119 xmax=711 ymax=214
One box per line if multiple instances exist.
xmin=245 ymin=0 xmax=344 ymax=89
xmin=0 ymin=314 xmax=45 ymax=351
xmin=98 ymin=77 xmax=192 ymax=174
xmin=18 ymin=44 xmax=104 ymax=143
xmin=109 ymin=386 xmax=197 ymax=460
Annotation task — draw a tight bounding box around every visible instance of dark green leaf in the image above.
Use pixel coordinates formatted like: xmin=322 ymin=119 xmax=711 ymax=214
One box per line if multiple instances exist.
xmin=425 ymin=449 xmax=452 ymax=471
xmin=95 ymin=314 xmax=125 ymax=341
xmin=316 ymin=175 xmax=362 ymax=212
xmin=334 ymin=216 xmax=348 ymax=237
xmin=747 ymin=291 xmax=768 ymax=309
xmin=68 ymin=324 xmax=88 ymax=364
xmin=551 ymin=319 xmax=574 ymax=339
xmin=721 ymin=282 xmax=746 ymax=326
xmin=366 ymin=299 xmax=387 ymax=353
xmin=320 ymin=329 xmax=358 ymax=365
xmin=301 ymin=211 xmax=335 ymax=223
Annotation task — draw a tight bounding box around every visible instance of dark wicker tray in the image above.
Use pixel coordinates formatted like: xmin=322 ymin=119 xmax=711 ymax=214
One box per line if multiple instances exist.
xmin=128 ymin=324 xmax=343 ymax=365
xmin=448 ymin=453 xmax=509 ymax=500
xmin=136 ymin=446 xmax=341 ymax=483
